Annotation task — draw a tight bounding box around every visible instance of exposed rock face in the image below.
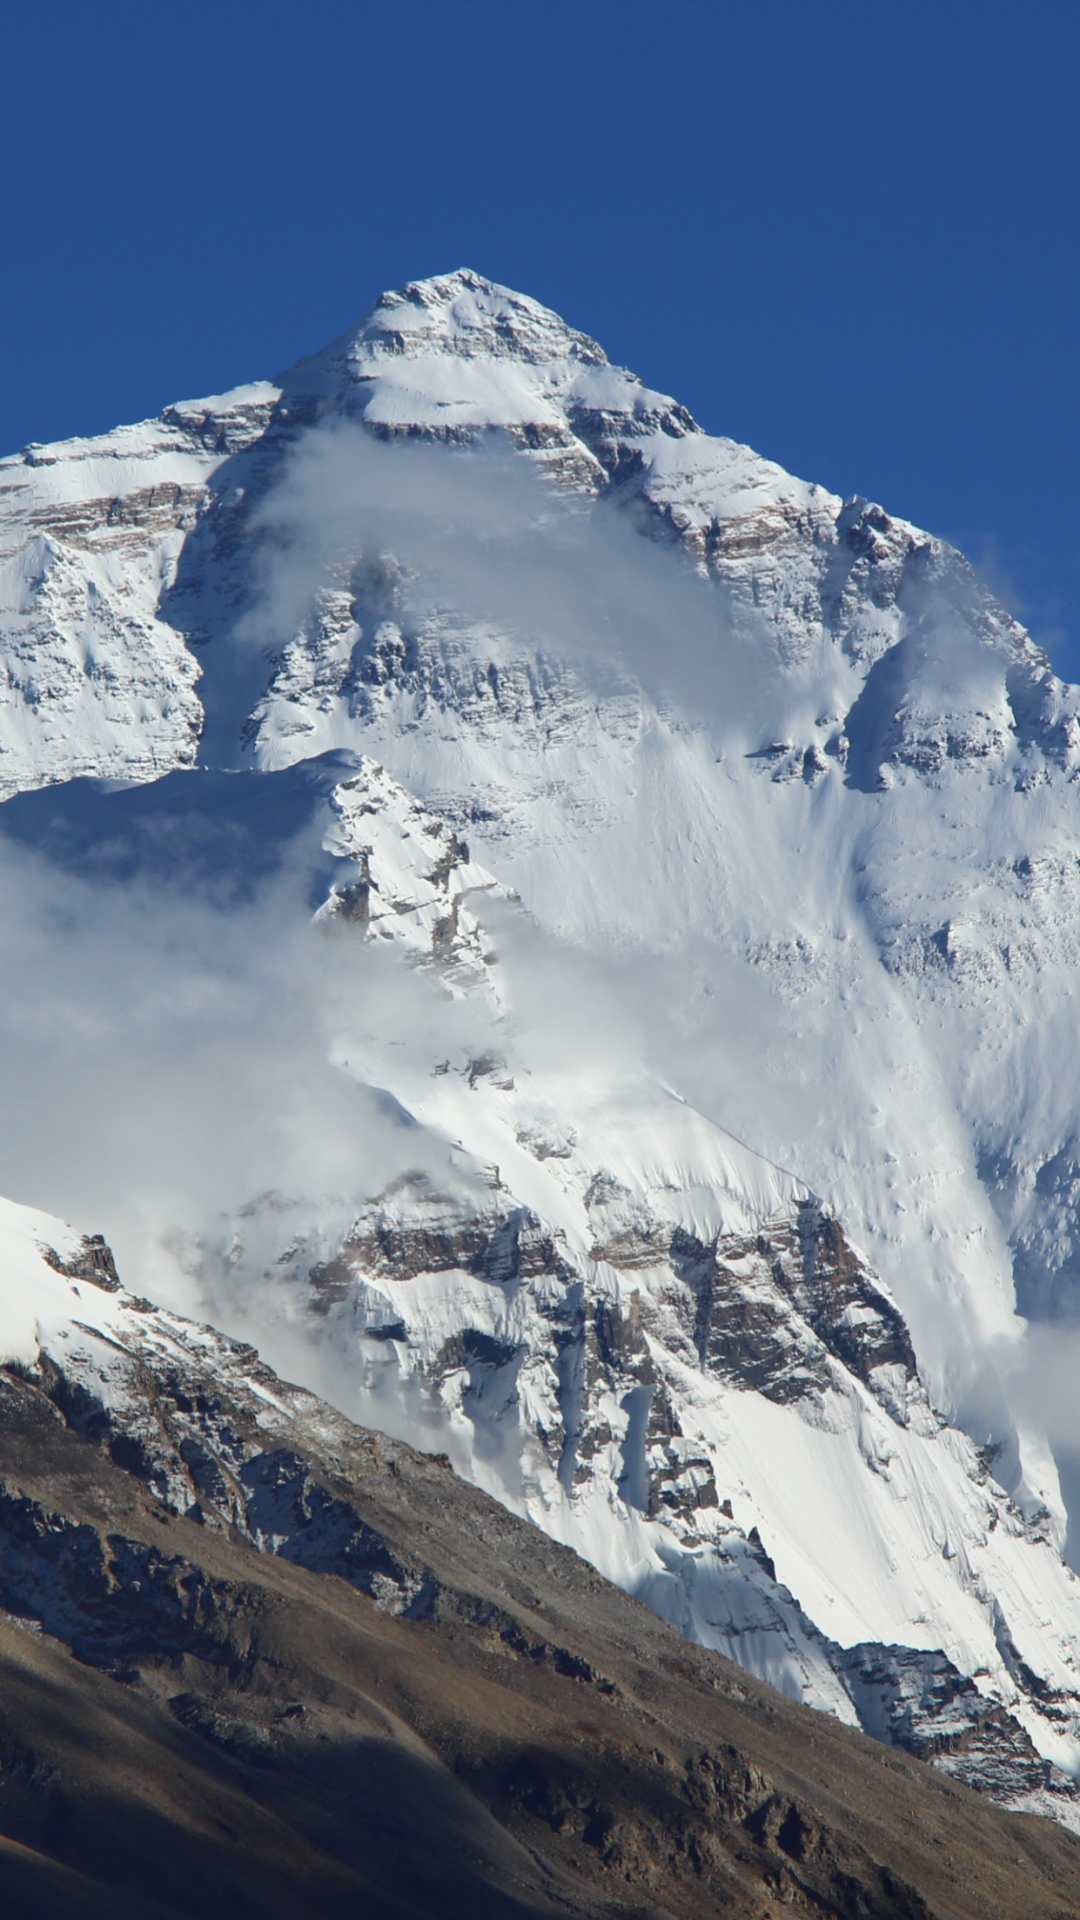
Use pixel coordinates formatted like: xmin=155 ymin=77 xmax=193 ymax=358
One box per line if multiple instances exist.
xmin=834 ymin=1641 xmax=1080 ymax=1822
xmin=667 ymin=1204 xmax=920 ymax=1414
xmin=243 ymin=1153 xmax=1080 ymax=1809
xmin=3 ymin=1219 xmax=1080 ymax=1918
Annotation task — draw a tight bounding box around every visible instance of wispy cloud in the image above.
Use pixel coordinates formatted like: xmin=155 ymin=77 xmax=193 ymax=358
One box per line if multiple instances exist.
xmin=239 ymin=420 xmax=783 ymax=737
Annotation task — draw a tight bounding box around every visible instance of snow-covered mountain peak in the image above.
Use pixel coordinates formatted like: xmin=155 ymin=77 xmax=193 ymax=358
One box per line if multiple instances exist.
xmin=292 ymin=268 xmax=610 ymax=374
xmin=265 ymin=272 xmax=1052 ymax=751
xmin=11 ymin=273 xmax=1080 ymax=1826
xmin=276 ymin=268 xmax=701 ymax=462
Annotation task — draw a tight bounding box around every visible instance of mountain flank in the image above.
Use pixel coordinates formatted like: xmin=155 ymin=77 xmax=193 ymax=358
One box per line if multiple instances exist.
xmin=0 ymin=1227 xmax=1078 ymax=1920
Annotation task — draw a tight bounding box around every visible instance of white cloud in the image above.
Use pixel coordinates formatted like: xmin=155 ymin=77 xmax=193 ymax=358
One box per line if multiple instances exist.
xmin=239 ymin=419 xmax=783 ymax=740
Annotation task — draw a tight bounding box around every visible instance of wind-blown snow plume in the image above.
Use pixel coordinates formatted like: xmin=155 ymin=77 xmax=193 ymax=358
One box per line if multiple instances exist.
xmin=239 ymin=420 xmax=782 ymax=738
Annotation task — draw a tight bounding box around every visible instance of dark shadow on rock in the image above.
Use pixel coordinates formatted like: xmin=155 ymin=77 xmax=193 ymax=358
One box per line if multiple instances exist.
xmin=156 ymin=382 xmax=330 ymax=772
xmin=0 ymin=1659 xmax=584 ymax=1920
xmin=0 ymin=754 xmax=363 ymax=909
xmin=841 ymin=640 xmax=911 ymax=792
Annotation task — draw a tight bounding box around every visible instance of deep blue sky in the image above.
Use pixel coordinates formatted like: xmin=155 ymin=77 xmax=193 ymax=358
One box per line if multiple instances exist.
xmin=4 ymin=2 xmax=1079 ymax=671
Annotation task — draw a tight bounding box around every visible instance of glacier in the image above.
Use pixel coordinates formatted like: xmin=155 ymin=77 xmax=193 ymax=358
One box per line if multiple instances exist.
xmin=3 ymin=268 xmax=1080 ymax=1815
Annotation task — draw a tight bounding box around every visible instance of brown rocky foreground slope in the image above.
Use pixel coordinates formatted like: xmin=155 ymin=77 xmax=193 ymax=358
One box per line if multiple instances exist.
xmin=0 ymin=1255 xmax=1079 ymax=1919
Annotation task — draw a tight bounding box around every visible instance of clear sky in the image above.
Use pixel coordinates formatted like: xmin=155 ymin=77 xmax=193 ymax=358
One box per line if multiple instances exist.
xmin=4 ymin=1 xmax=1079 ymax=671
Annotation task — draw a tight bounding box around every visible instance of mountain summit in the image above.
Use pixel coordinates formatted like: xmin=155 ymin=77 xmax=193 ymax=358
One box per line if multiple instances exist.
xmin=282 ymin=267 xmax=614 ymax=394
